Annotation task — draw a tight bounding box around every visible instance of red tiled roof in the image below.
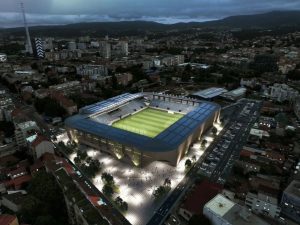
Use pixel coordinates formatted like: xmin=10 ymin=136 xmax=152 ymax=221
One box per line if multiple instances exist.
xmin=240 ymin=149 xmax=253 ymax=157
xmin=4 ymin=175 xmax=32 ymax=189
xmin=7 ymin=166 xmax=27 ymax=177
xmin=0 ymin=214 xmax=17 ymax=225
xmin=11 ymin=108 xmax=23 ymax=118
xmin=41 ymin=152 xmax=56 ymax=161
xmin=181 ymin=180 xmax=222 ymax=215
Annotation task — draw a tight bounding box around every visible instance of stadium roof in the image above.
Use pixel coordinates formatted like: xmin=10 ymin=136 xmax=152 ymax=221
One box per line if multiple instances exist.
xmin=80 ymin=93 xmax=143 ymax=115
xmin=192 ymin=87 xmax=228 ymax=99
xmin=65 ymin=93 xmax=220 ymax=153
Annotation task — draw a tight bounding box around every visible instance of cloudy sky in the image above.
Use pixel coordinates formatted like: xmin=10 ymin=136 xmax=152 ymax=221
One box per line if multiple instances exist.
xmin=1 ymin=0 xmax=300 ymax=27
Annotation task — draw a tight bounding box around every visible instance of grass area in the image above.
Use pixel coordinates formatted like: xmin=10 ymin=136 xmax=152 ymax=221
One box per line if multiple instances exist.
xmin=112 ymin=108 xmax=183 ymax=138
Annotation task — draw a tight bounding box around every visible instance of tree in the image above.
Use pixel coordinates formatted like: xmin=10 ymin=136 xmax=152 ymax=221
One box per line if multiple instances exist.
xmin=34 ymin=216 xmax=57 ymax=225
xmin=114 ymin=196 xmax=123 ymax=206
xmin=101 ymin=172 xmax=114 ymax=185
xmin=112 ymin=74 xmax=118 ymax=89
xmin=192 ymin=155 xmax=197 ymax=162
xmin=185 ymin=159 xmax=192 ymax=169
xmin=164 ymin=178 xmax=171 ymax=187
xmin=189 ymin=214 xmax=212 ymax=225
xmin=77 ymin=150 xmax=88 ymax=161
xmin=79 ymin=159 xmax=101 ymax=179
xmin=34 ymin=97 xmax=66 ymax=117
xmin=20 ymin=196 xmax=44 ymax=224
xmin=201 ymin=139 xmax=207 ymax=148
xmin=153 ymin=186 xmax=168 ymax=200
xmin=86 ymin=157 xmax=93 ymax=164
xmin=285 ymin=129 xmax=295 ymax=138
xmin=103 ymin=184 xmax=114 ymax=198
xmin=74 ymin=157 xmax=81 ymax=165
xmin=122 ymin=201 xmax=128 ymax=211
xmin=58 ymin=141 xmax=74 ymax=155
xmin=0 ymin=121 xmax=15 ymax=137
xmin=249 ymin=54 xmax=279 ymax=75
xmin=114 ymin=196 xmax=128 ymax=212
xmin=211 ymin=126 xmax=218 ymax=136
xmin=20 ymin=171 xmax=68 ymax=225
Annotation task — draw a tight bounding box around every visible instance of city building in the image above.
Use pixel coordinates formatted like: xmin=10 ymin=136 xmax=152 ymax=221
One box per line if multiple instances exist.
xmin=49 ymin=81 xmax=81 ymax=96
xmin=54 ymin=168 xmax=110 ymax=225
xmin=294 ymin=97 xmax=300 ymax=120
xmin=0 ymin=214 xmax=19 ymax=225
xmin=34 ymin=88 xmax=49 ymax=99
xmin=164 ymin=55 xmax=185 ymax=66
xmin=0 ymin=90 xmax=14 ymax=121
xmin=156 ymin=55 xmax=185 ymax=67
xmin=30 ymin=135 xmax=54 ymax=159
xmin=76 ymin=64 xmax=108 ymax=79
xmin=77 ymin=42 xmax=87 ymax=50
xmin=0 ymin=53 xmax=7 ymax=62
xmin=191 ymin=87 xmax=228 ymax=101
xmin=68 ymin=41 xmax=77 ymax=51
xmin=204 ymin=194 xmax=269 ymax=225
xmin=179 ymin=180 xmax=222 ymax=221
xmin=221 ymin=87 xmax=247 ymax=101
xmin=34 ymin=37 xmax=45 ymax=58
xmin=115 ymin=73 xmax=133 ymax=86
xmin=1 ymin=192 xmax=27 ymax=212
xmin=281 ymin=180 xmax=300 ymax=222
xmin=14 ymin=121 xmax=40 ymax=147
xmin=100 ymin=41 xmax=111 ymax=59
xmin=267 ymin=83 xmax=299 ymax=102
xmin=65 ymin=93 xmax=220 ymax=167
xmin=112 ymin=41 xmax=129 ymax=56
xmin=49 ymin=91 xmax=77 ymax=115
xmin=245 ymin=192 xmax=281 ymax=219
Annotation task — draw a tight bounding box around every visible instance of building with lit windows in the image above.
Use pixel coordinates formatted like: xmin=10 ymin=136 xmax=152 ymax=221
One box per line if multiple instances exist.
xmin=245 ymin=192 xmax=281 ymax=219
xmin=65 ymin=93 xmax=220 ymax=167
xmin=281 ymin=180 xmax=300 ymax=222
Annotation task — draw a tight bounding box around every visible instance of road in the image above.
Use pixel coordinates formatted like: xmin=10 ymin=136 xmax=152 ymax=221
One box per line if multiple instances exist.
xmin=2 ymin=83 xmax=262 ymax=225
xmin=146 ymin=99 xmax=262 ymax=225
xmin=0 ymin=84 xmax=131 ymax=225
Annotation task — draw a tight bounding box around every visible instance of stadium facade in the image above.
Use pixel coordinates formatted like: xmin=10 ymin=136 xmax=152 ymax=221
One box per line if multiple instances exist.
xmin=65 ymin=93 xmax=221 ymax=167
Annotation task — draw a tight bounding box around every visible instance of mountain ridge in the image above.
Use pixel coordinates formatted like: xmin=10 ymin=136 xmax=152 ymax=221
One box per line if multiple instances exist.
xmin=1 ymin=11 xmax=300 ymax=37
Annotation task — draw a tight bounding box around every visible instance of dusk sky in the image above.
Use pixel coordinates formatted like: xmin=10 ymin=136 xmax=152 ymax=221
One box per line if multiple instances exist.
xmin=1 ymin=0 xmax=300 ymax=27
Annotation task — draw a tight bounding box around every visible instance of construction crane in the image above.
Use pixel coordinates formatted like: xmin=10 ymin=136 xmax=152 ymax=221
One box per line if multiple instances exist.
xmin=20 ymin=2 xmax=33 ymax=54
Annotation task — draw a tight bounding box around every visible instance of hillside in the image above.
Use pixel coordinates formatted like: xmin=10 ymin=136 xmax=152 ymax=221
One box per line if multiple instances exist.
xmin=1 ymin=11 xmax=300 ymax=37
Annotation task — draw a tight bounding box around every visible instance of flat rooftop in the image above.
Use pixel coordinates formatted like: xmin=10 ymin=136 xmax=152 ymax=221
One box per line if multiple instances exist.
xmin=205 ymin=194 xmax=269 ymax=225
xmin=284 ymin=180 xmax=300 ymax=198
xmin=192 ymin=87 xmax=228 ymax=99
xmin=205 ymin=194 xmax=235 ymax=217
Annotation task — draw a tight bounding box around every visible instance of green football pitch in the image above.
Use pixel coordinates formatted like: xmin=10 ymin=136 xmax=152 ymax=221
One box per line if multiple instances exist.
xmin=112 ymin=108 xmax=184 ymax=138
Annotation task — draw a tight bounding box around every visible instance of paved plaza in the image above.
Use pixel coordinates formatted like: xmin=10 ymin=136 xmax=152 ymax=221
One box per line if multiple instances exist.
xmin=68 ymin=123 xmax=222 ymax=225
xmin=70 ymin=146 xmax=205 ymax=225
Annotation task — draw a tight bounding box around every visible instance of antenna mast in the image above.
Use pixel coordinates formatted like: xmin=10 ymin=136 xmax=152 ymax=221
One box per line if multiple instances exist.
xmin=20 ymin=2 xmax=33 ymax=54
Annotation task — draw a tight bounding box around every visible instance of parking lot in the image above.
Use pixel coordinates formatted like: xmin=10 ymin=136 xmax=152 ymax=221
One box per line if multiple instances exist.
xmin=199 ymin=99 xmax=261 ymax=184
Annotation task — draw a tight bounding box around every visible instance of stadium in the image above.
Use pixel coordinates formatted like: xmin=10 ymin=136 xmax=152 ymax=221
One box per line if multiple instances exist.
xmin=65 ymin=93 xmax=221 ymax=167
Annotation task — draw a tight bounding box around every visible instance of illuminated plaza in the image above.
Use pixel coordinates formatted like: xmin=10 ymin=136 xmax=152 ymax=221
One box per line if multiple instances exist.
xmin=68 ymin=122 xmax=223 ymax=225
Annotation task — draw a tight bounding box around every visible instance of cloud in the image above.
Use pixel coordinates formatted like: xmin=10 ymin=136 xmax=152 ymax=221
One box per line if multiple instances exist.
xmin=0 ymin=12 xmax=217 ymax=28
xmin=0 ymin=0 xmax=300 ymax=27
